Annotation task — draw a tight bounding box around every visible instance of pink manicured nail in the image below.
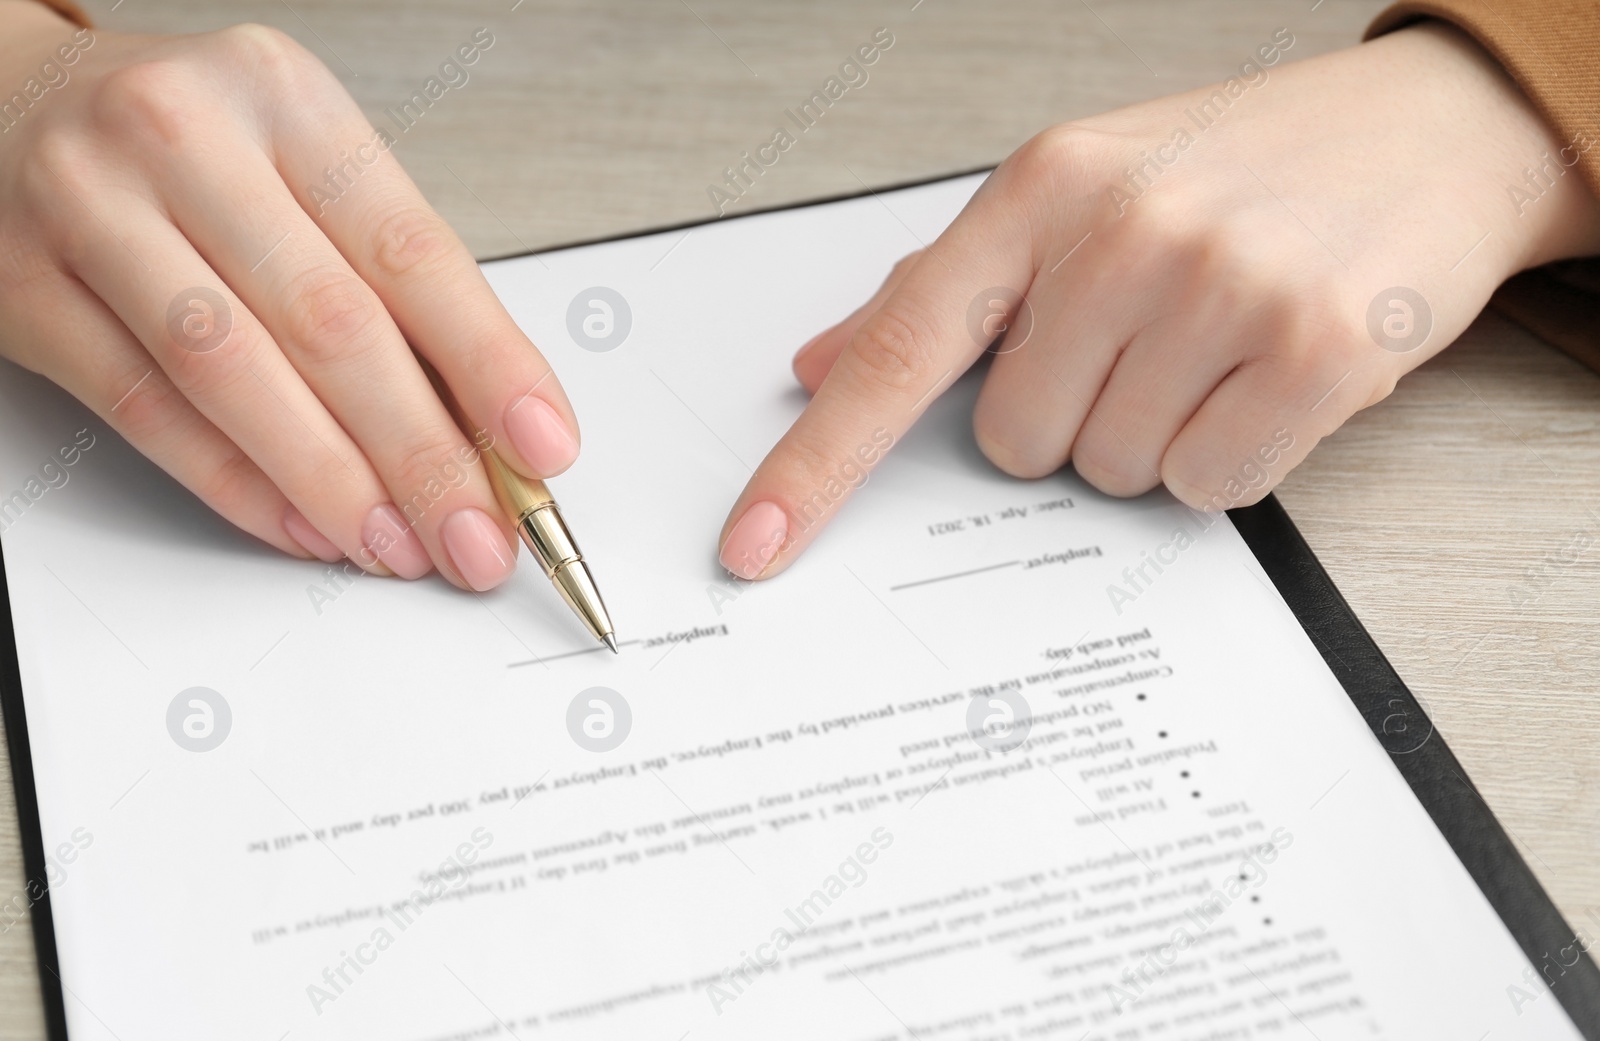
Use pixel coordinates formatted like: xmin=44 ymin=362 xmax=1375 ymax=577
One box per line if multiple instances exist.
xmin=284 ymin=506 xmax=343 ymax=563
xmin=504 ymin=396 xmax=579 ymax=476
xmin=440 ymin=508 xmax=516 ymax=590
xmin=720 ymin=501 xmax=789 ymax=580
xmin=361 ymin=504 xmax=432 ymax=579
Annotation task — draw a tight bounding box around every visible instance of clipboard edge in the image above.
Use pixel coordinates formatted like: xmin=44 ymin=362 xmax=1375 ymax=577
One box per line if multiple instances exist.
xmin=0 ymin=543 xmax=71 ymax=1041
xmin=1230 ymin=494 xmax=1600 ymax=1037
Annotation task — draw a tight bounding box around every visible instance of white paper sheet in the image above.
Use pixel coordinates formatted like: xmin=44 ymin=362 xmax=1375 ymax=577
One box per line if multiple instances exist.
xmin=0 ymin=173 xmax=1583 ymax=1040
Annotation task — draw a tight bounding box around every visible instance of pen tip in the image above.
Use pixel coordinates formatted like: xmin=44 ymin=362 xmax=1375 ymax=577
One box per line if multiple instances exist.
xmin=602 ymin=632 xmax=618 ymax=655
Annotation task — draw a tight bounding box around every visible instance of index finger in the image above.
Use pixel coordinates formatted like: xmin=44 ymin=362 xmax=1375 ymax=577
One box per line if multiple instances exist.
xmin=268 ymin=43 xmax=581 ymax=482
xmin=716 ymin=180 xmax=1038 ymax=580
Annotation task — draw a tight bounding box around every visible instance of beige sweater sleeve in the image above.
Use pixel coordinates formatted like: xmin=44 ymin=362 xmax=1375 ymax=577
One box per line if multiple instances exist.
xmin=1368 ymin=1 xmax=1600 ymax=373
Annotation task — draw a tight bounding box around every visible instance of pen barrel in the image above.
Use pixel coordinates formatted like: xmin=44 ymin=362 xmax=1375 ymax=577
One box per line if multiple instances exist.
xmin=517 ymin=503 xmax=616 ymax=644
xmin=482 ymin=446 xmax=580 ymax=575
xmin=424 ymin=361 xmax=614 ymax=645
xmin=517 ymin=504 xmax=582 ymax=578
xmin=482 ymin=449 xmax=555 ymax=520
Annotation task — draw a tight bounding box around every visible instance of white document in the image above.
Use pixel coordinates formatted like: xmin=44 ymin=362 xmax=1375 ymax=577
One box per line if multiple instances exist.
xmin=0 ymin=173 xmax=1582 ymax=1040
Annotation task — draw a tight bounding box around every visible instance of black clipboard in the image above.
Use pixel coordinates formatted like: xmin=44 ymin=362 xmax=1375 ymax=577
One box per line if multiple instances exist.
xmin=3 ymin=171 xmax=1598 ymax=1038
xmin=1232 ymin=497 xmax=1600 ymax=1034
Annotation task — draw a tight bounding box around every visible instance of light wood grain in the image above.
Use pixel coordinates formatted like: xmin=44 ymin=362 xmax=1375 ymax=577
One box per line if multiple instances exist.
xmin=4 ymin=0 xmax=1598 ymax=1036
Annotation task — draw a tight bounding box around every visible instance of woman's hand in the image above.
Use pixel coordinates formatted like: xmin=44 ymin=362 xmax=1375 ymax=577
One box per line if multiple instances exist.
xmin=0 ymin=5 xmax=582 ymax=590
xmin=717 ymin=22 xmax=1600 ymax=580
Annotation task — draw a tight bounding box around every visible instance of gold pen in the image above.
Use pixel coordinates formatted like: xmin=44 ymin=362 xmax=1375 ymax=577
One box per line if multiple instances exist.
xmin=478 ymin=446 xmax=617 ymax=653
xmin=420 ymin=357 xmax=616 ymax=652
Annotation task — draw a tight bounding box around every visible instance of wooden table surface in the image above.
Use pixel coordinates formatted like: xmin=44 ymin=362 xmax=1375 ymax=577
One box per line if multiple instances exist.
xmin=4 ymin=0 xmax=1598 ymax=1035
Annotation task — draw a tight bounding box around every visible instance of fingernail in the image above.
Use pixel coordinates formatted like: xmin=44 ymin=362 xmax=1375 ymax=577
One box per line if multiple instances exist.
xmin=504 ymin=396 xmax=579 ymax=476
xmin=441 ymin=508 xmax=516 ymax=590
xmin=361 ymin=504 xmax=432 ymax=580
xmin=720 ymin=501 xmax=789 ymax=580
xmin=284 ymin=506 xmax=344 ymax=563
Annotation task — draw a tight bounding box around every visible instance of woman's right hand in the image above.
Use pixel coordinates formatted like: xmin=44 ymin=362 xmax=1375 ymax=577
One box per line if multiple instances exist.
xmin=0 ymin=4 xmax=581 ymax=590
